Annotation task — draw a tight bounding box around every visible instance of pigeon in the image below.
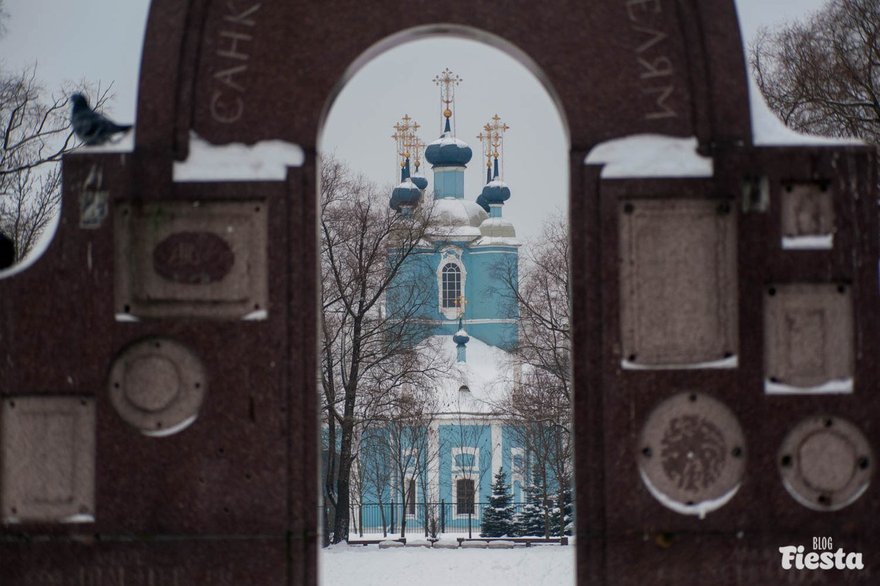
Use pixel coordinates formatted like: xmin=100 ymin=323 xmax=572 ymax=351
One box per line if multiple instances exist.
xmin=0 ymin=232 xmax=14 ymax=270
xmin=70 ymin=93 xmax=132 ymax=146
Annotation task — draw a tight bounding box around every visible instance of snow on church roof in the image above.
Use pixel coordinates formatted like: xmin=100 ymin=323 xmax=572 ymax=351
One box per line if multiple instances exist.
xmin=430 ymin=197 xmax=488 ymax=238
xmin=420 ymin=334 xmax=514 ymax=417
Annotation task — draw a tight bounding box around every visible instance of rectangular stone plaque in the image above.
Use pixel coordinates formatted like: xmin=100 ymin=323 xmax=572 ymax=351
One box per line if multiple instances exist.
xmin=764 ymin=283 xmax=853 ymax=391
xmin=1 ymin=396 xmax=95 ymax=523
xmin=781 ymin=182 xmax=834 ymax=249
xmin=619 ymin=198 xmax=737 ymax=366
xmin=115 ymin=199 xmax=268 ymax=319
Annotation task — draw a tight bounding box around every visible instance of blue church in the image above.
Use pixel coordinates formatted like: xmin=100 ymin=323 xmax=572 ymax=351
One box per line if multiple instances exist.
xmin=352 ymin=69 xmax=528 ymax=536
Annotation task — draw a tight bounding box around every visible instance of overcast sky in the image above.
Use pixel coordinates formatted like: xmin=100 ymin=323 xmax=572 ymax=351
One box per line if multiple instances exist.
xmin=0 ymin=0 xmax=830 ymax=245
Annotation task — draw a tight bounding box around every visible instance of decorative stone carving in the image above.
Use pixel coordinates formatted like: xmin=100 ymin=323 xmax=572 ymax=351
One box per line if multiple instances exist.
xmin=1 ymin=397 xmax=95 ymax=523
xmin=778 ymin=416 xmax=871 ymax=511
xmin=115 ymin=199 xmax=267 ymax=319
xmin=781 ymin=182 xmax=834 ymax=249
xmin=764 ymin=284 xmax=853 ymax=391
xmin=638 ymin=392 xmax=745 ymax=516
xmin=108 ymin=338 xmax=206 ymax=436
xmin=620 ymin=198 xmax=738 ymax=367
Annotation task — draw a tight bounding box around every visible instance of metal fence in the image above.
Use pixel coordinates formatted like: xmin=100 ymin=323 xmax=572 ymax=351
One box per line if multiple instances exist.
xmin=342 ymin=501 xmax=569 ymax=539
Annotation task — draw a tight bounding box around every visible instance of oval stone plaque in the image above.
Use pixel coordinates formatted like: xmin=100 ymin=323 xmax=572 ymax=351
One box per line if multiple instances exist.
xmin=152 ymin=231 xmax=235 ymax=285
xmin=109 ymin=338 xmax=206 ymax=436
xmin=778 ymin=415 xmax=872 ymax=511
xmin=638 ymin=392 xmax=746 ymax=516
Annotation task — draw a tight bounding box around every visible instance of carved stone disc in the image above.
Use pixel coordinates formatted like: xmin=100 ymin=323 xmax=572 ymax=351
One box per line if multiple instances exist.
xmin=638 ymin=392 xmax=746 ymax=516
xmin=109 ymin=338 xmax=206 ymax=436
xmin=778 ymin=415 xmax=872 ymax=511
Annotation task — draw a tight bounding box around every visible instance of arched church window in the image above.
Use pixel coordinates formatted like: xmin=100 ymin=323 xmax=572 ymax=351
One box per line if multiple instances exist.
xmin=441 ymin=263 xmax=461 ymax=309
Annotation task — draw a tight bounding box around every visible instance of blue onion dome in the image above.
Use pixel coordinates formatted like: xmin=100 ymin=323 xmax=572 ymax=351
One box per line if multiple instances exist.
xmin=425 ymin=132 xmax=473 ymax=167
xmin=480 ymin=178 xmax=511 ymax=204
xmin=475 ymin=192 xmax=490 ymax=213
xmin=453 ymin=327 xmax=470 ymax=346
xmin=389 ymin=178 xmax=421 ymax=210
xmin=411 ymin=172 xmax=428 ymax=191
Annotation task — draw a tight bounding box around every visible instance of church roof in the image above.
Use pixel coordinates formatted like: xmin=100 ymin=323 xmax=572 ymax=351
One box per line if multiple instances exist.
xmin=419 ymin=334 xmax=515 ymax=417
xmin=478 ymin=217 xmax=517 ymax=239
xmin=430 ymin=197 xmax=489 ymax=238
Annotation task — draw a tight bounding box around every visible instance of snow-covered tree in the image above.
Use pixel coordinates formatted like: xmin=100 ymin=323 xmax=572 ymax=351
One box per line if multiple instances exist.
xmin=515 ymin=480 xmax=549 ymax=538
xmin=480 ymin=469 xmax=515 ymax=537
xmin=493 ymin=214 xmax=574 ymax=535
xmin=554 ymin=483 xmax=573 ymax=537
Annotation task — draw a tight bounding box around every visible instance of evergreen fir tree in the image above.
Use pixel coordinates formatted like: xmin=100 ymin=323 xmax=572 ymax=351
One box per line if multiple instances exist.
xmin=480 ymin=469 xmax=515 ymax=537
xmin=515 ymin=479 xmax=549 ymax=537
xmin=555 ymin=483 xmax=573 ymax=536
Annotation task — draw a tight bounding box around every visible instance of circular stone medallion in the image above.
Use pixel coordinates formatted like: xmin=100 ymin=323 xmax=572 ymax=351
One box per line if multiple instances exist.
xmin=778 ymin=416 xmax=872 ymax=511
xmin=109 ymin=338 xmax=206 ymax=436
xmin=638 ymin=392 xmax=746 ymax=516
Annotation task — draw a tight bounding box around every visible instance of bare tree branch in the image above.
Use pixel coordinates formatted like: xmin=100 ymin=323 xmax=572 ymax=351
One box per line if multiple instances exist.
xmin=319 ymin=155 xmax=449 ymax=544
xmin=0 ymin=63 xmax=114 ymax=261
xmin=750 ymin=0 xmax=880 ymax=145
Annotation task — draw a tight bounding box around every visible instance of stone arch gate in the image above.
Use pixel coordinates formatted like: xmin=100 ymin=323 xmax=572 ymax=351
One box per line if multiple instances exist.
xmin=1 ymin=1 xmax=878 ymax=584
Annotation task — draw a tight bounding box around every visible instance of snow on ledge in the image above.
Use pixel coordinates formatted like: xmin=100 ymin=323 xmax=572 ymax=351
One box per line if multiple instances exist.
xmin=585 ymin=134 xmax=713 ymax=179
xmin=242 ymin=309 xmax=268 ymax=321
xmin=781 ymin=234 xmax=833 ymax=250
xmin=140 ymin=414 xmax=198 ymax=437
xmin=622 ymin=355 xmax=738 ymax=371
xmin=62 ymin=514 xmax=96 ymax=523
xmin=765 ymin=378 xmax=853 ymax=395
xmin=640 ymin=469 xmax=740 ymax=520
xmin=174 ymin=132 xmax=304 ymax=182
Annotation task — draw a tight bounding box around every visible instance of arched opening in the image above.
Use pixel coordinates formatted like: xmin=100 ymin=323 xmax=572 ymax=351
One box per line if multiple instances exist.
xmin=318 ymin=28 xmax=573 ymax=583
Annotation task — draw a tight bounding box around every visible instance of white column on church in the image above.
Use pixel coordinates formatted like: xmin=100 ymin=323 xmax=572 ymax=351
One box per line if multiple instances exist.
xmin=491 ymin=422 xmax=502 ymax=476
xmin=428 ymin=421 xmax=440 ymax=501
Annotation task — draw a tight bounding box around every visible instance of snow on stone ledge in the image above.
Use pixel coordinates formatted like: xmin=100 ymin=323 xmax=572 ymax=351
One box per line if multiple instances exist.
xmin=622 ymin=354 xmax=738 ymax=370
xmin=782 ymin=234 xmax=833 ymax=250
xmin=765 ymin=378 xmax=853 ymax=395
xmin=640 ymin=469 xmax=740 ymax=520
xmin=174 ymin=132 xmax=304 ymax=182
xmin=585 ymin=134 xmax=713 ymax=179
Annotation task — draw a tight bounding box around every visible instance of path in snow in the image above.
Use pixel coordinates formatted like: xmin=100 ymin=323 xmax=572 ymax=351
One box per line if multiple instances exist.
xmin=320 ymin=543 xmax=575 ymax=586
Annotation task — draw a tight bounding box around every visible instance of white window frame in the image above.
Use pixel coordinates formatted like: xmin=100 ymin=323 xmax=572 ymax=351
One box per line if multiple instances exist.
xmin=437 ymin=247 xmax=466 ymax=319
xmin=510 ymin=447 xmax=525 ymax=488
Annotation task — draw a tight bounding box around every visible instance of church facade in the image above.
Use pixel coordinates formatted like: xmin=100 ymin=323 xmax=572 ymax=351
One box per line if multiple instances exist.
xmin=351 ymin=70 xmax=528 ymax=535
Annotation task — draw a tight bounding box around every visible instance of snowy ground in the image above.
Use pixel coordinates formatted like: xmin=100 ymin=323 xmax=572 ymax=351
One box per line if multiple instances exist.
xmin=320 ymin=542 xmax=575 ymax=586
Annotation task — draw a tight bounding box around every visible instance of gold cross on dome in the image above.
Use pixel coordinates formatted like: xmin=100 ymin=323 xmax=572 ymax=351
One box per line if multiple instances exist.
xmin=392 ymin=114 xmax=423 ymax=169
xmin=433 ymin=68 xmax=462 ymax=113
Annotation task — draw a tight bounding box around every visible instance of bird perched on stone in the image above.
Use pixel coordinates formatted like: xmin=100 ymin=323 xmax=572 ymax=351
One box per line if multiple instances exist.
xmin=0 ymin=232 xmax=15 ymax=270
xmin=70 ymin=93 xmax=132 ymax=146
